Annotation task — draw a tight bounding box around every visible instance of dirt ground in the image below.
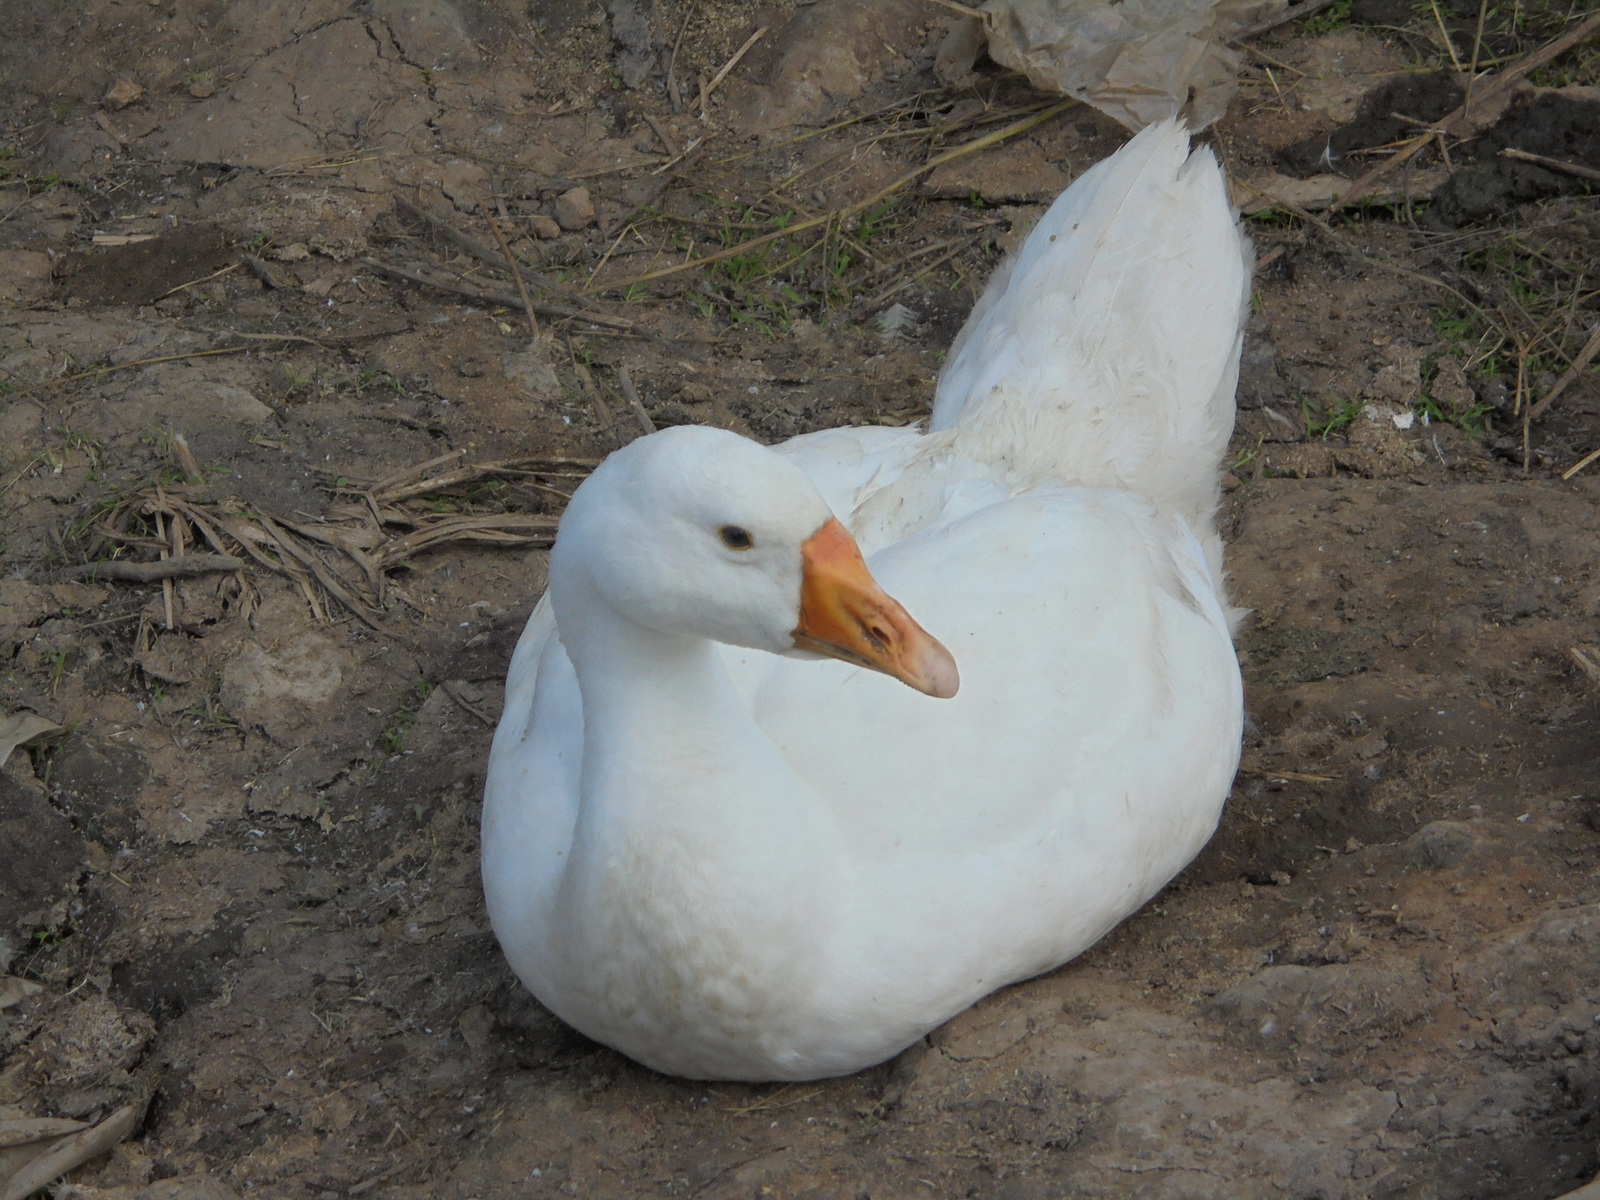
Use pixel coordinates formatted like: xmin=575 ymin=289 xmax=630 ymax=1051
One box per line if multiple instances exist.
xmin=2 ymin=1 xmax=1599 ymax=1197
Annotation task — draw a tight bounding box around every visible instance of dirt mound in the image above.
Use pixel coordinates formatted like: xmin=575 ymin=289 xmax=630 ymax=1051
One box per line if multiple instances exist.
xmin=1 ymin=1 xmax=1598 ymax=1197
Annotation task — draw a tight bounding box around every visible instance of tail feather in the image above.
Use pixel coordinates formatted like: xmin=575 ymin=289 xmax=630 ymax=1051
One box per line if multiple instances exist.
xmin=932 ymin=118 xmax=1250 ymax=552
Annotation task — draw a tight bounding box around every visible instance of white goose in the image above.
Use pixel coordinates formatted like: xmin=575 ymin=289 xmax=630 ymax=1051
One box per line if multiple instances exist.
xmin=482 ymin=119 xmax=1249 ymax=1081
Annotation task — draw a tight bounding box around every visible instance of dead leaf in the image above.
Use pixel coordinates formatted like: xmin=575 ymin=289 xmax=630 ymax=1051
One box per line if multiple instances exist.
xmin=0 ymin=978 xmax=43 ymax=1010
xmin=0 ymin=712 xmax=62 ymax=768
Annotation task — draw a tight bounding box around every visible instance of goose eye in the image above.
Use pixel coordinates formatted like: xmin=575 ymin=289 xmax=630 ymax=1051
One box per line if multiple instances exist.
xmin=719 ymin=525 xmax=754 ymax=551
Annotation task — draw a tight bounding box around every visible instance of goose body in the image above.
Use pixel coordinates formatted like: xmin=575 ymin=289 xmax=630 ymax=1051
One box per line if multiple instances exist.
xmin=482 ymin=119 xmax=1250 ymax=1081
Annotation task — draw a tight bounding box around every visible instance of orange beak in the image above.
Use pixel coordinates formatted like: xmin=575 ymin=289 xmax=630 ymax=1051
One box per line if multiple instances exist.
xmin=792 ymin=519 xmax=959 ymax=699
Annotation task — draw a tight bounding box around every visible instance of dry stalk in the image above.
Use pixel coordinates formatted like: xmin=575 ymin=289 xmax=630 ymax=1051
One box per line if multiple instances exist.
xmin=362 ymin=257 xmax=636 ymax=330
xmin=60 ymin=553 xmax=244 ymax=583
xmin=1499 ymin=146 xmax=1600 ymax=185
xmin=1528 ymin=321 xmax=1600 ymax=423
xmin=703 ymin=27 xmax=767 ymax=110
xmin=596 ymin=99 xmax=1075 ymax=295
xmin=394 ymin=198 xmax=600 ymax=310
xmin=617 ymin=365 xmax=656 ymax=435
xmin=66 ymin=449 xmax=586 ymax=633
xmin=484 ymin=204 xmax=541 ymax=340
xmin=665 ymin=0 xmax=698 ymax=112
xmin=1329 ymin=9 xmax=1600 ymax=214
xmin=1562 ymin=447 xmax=1600 ymax=481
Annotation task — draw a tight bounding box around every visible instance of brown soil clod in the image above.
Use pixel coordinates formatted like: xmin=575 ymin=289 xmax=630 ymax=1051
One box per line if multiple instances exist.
xmin=0 ymin=1 xmax=1598 ymax=1197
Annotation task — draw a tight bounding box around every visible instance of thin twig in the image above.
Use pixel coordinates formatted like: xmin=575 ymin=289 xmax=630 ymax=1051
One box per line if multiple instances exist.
xmin=154 ymin=261 xmax=241 ymax=301
xmin=60 ymin=553 xmax=245 ymax=582
xmin=644 ymin=114 xmax=681 ymax=157
xmin=1562 ymin=447 xmax=1600 ymax=481
xmin=665 ymin=0 xmax=699 ymax=112
xmin=1429 ymin=0 xmax=1466 ymax=72
xmin=1234 ymin=178 xmax=1494 ymax=323
xmin=571 ymin=359 xmax=617 ymax=435
xmin=1527 ymin=321 xmax=1600 ymax=423
xmin=42 ymin=347 xmax=250 ymax=390
xmin=393 ymin=198 xmax=603 ymax=311
xmin=617 ymin=365 xmax=656 ymax=435
xmin=441 ymin=681 xmax=497 ymax=725
xmin=703 ymin=27 xmax=767 ymax=110
xmin=1330 ymin=9 xmax=1600 ymax=213
xmin=484 ymin=204 xmax=541 ymax=340
xmin=1500 ymin=146 xmax=1600 ymax=185
xmin=171 ymin=433 xmax=205 ymax=485
xmin=361 ymin=258 xmax=636 ymax=330
xmin=862 ymin=232 xmax=989 ymax=306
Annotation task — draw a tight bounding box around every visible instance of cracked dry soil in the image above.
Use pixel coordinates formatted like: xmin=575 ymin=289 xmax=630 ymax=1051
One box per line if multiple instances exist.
xmin=2 ymin=2 xmax=1600 ymax=1198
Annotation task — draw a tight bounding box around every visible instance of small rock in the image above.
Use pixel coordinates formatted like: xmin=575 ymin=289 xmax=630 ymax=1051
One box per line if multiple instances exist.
xmin=207 ymin=384 xmax=275 ymax=423
xmin=301 ymin=271 xmax=342 ymax=298
xmin=530 ymin=214 xmax=562 ymax=240
xmin=0 ymin=578 xmax=53 ymax=643
xmin=554 ymin=186 xmax=595 ymax=231
xmin=608 ymin=0 xmax=658 ymax=88
xmin=103 ymin=78 xmax=144 ymax=110
xmin=1430 ymin=357 xmax=1476 ymax=414
xmin=0 ymin=249 xmax=55 ymax=305
xmin=1369 ymin=341 xmax=1424 ymax=405
xmin=220 ymin=625 xmax=350 ymax=735
xmin=1351 ymin=731 xmax=1389 ymax=759
xmin=1404 ymin=820 xmax=1481 ymax=869
xmin=439 ymin=159 xmax=491 ymax=213
xmin=458 ymin=1003 xmax=495 ymax=1052
xmin=503 ymin=349 xmax=563 ymax=400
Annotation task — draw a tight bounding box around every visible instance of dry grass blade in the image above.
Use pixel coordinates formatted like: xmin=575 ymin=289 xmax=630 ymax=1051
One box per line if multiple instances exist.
xmin=371 ymin=449 xmax=468 ymax=497
xmin=394 ymin=198 xmax=601 ymax=311
xmin=1562 ymin=446 xmax=1600 ymax=481
xmin=485 ymin=204 xmax=541 ymax=340
xmin=363 ymin=456 xmax=595 ymax=505
xmin=40 ymin=346 xmax=251 ymax=392
xmin=63 ymin=448 xmax=588 ymax=635
xmin=862 ymin=231 xmax=990 ymax=306
xmin=375 ymin=515 xmax=557 ymax=569
xmin=617 ymin=365 xmax=656 ymax=435
xmin=362 ymin=257 xmax=635 ymax=330
xmin=1330 ymin=9 xmax=1600 ymax=213
xmin=1238 ymin=178 xmax=1494 ymax=324
xmin=703 ymin=27 xmax=767 ymax=108
xmin=282 ymin=519 xmax=387 ymax=598
xmin=597 ymin=100 xmax=1075 ymax=294
xmin=250 ymin=511 xmax=395 ymax=633
xmin=665 ymin=0 xmax=698 ymax=112
xmin=1527 ymin=320 xmax=1600 ymax=422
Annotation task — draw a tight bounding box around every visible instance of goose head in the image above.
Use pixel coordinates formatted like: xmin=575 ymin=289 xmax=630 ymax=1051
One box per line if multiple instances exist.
xmin=552 ymin=426 xmax=958 ymax=698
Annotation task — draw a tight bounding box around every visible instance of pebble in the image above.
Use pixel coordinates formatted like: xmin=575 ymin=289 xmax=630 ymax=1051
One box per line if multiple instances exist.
xmin=555 ymin=186 xmax=595 ymax=231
